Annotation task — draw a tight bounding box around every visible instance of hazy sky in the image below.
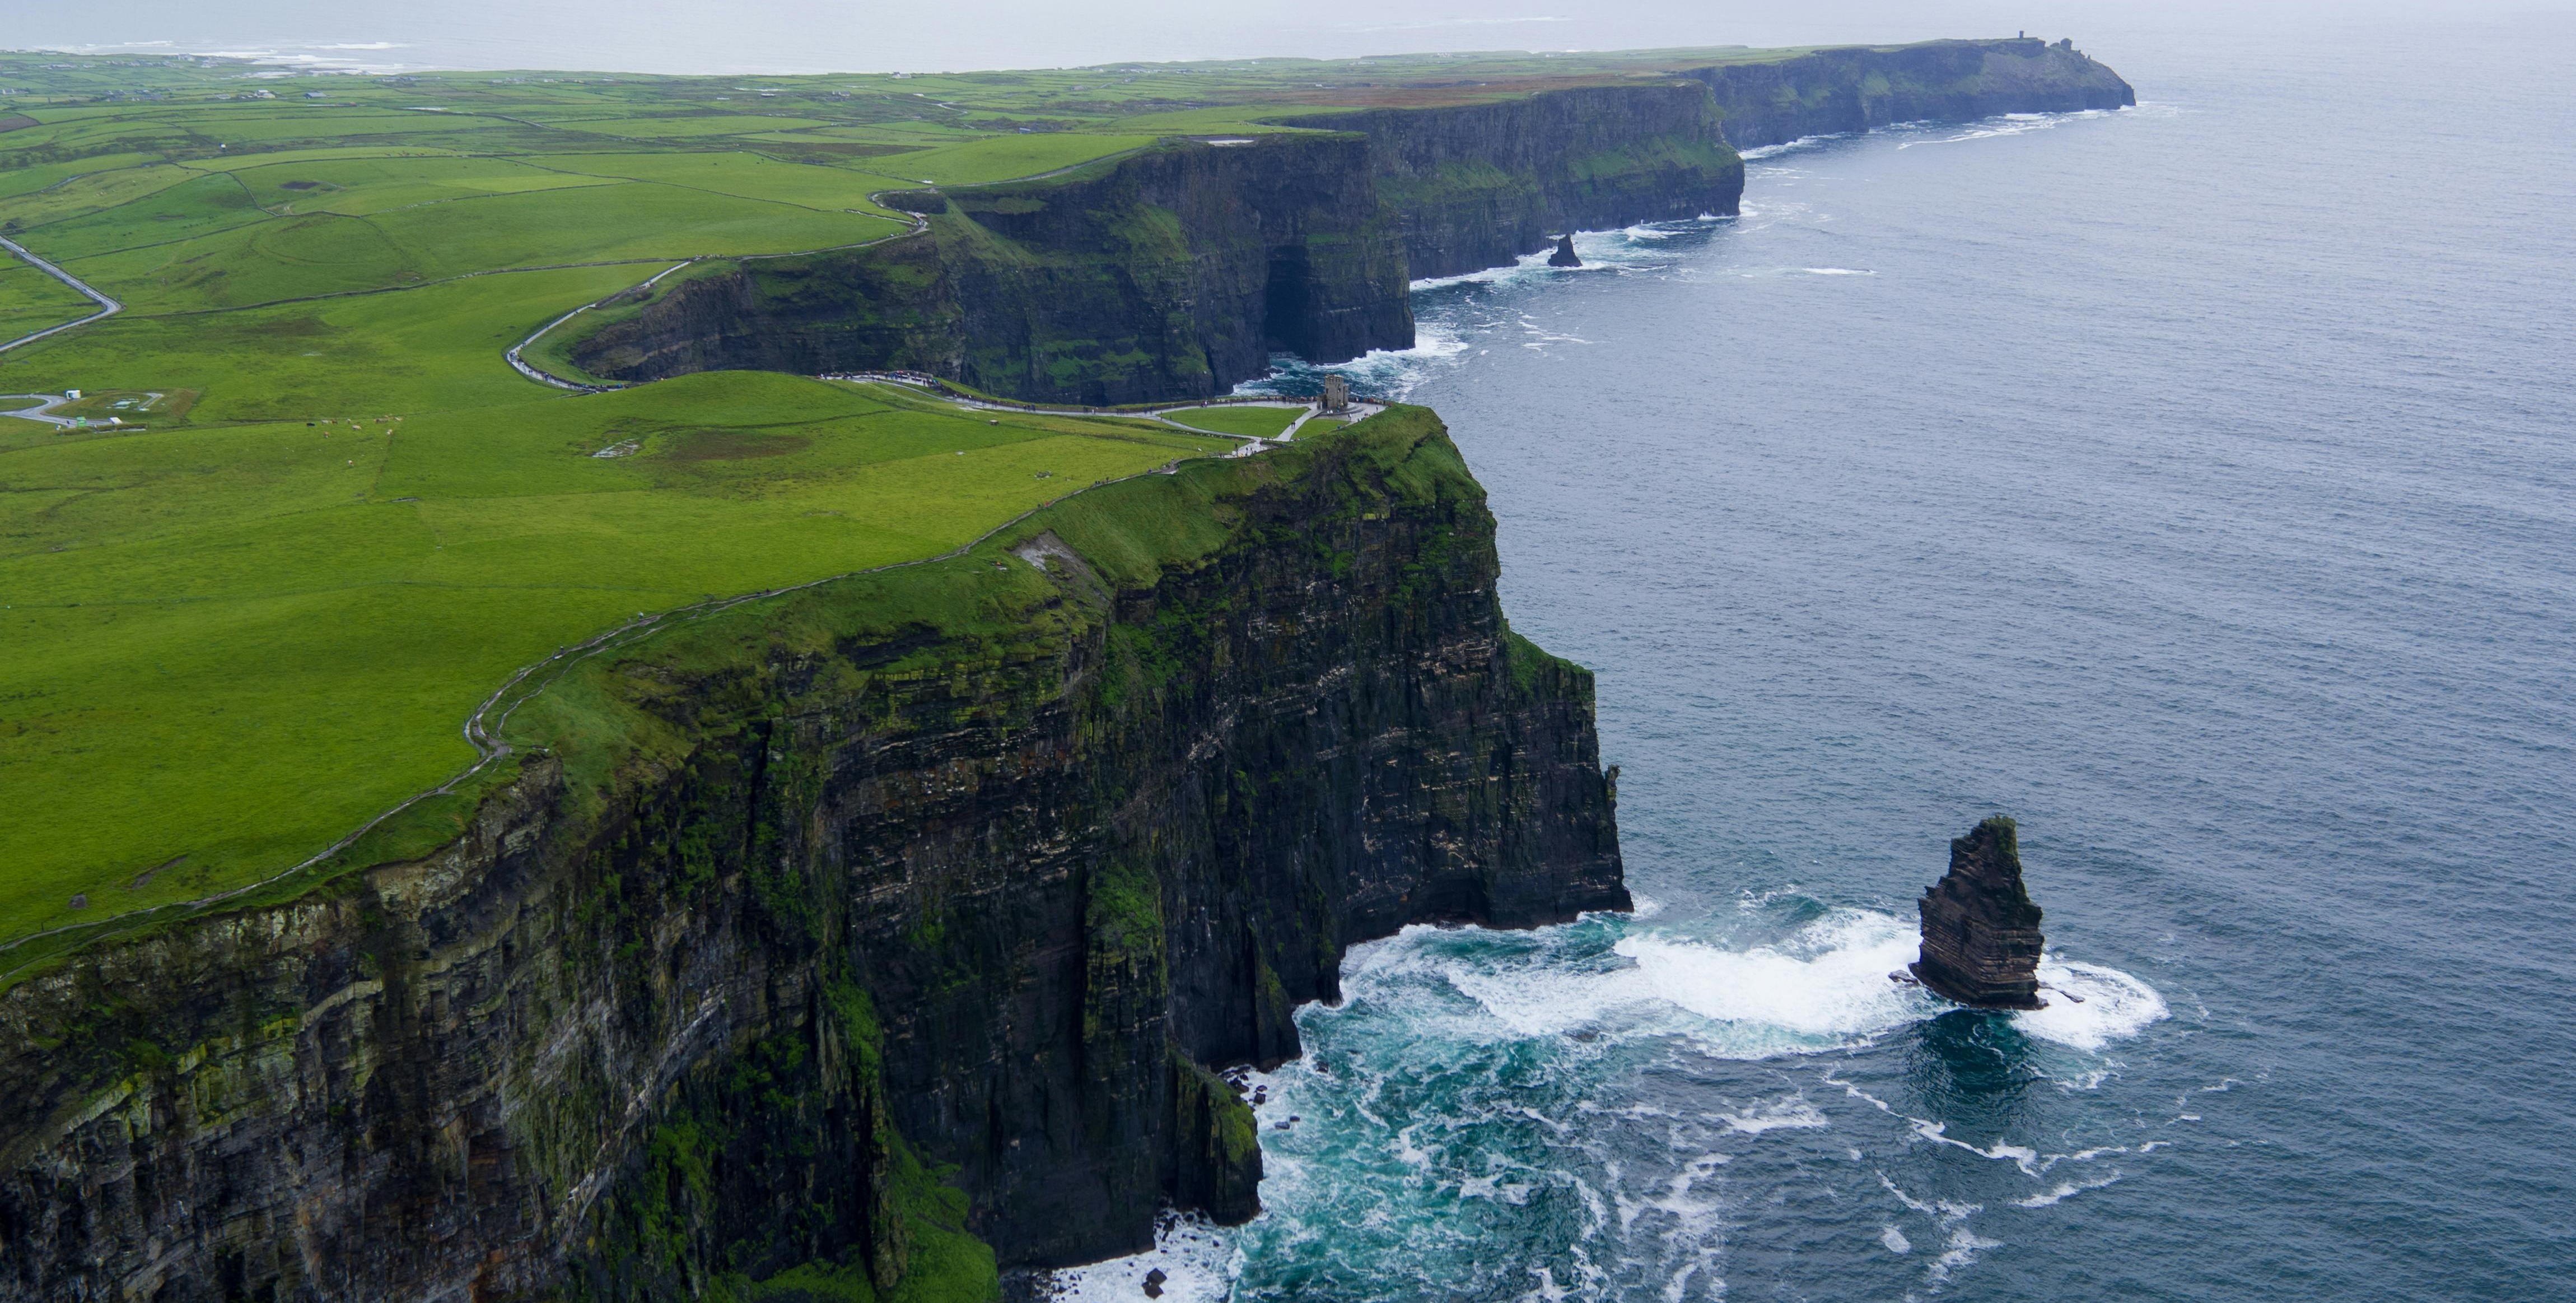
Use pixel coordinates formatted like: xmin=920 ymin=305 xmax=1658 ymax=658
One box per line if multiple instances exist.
xmin=3 ymin=0 xmax=2570 ymax=75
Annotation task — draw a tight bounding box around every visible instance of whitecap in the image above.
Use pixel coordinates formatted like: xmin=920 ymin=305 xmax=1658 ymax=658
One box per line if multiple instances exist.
xmin=1041 ymin=1212 xmax=1239 ymax=1303
xmin=2013 ymin=959 xmax=2168 ymax=1051
xmin=1909 ymin=1119 xmax=2043 ymax=1176
xmin=1713 ymin=1096 xmax=1830 ymax=1134
xmin=1615 ymin=909 xmax=1929 ymax=1043
xmin=1737 ymin=134 xmax=1846 ymax=160
xmin=2015 ymin=1173 xmax=2121 ymax=1208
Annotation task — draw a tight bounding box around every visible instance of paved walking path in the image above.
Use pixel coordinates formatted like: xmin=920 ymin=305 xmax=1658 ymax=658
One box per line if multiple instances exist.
xmin=820 ymin=369 xmax=1381 ymax=452
xmin=0 ymin=233 xmax=123 ymax=354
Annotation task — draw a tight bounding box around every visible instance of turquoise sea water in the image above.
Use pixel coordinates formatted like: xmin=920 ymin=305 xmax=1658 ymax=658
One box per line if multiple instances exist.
xmin=1054 ymin=17 xmax=2576 ymax=1302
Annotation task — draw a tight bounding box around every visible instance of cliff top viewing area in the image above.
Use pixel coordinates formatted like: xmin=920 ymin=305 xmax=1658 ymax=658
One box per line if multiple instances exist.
xmin=0 ymin=37 xmax=2130 ymax=967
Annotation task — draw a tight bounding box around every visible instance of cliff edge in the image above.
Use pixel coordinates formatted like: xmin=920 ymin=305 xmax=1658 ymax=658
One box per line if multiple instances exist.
xmin=1687 ymin=38 xmax=2137 ymax=150
xmin=0 ymin=407 xmax=1626 ymax=1301
xmin=565 ymin=38 xmax=2131 ymax=404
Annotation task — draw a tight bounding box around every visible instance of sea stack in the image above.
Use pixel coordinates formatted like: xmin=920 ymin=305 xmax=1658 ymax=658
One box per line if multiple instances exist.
xmin=1549 ymin=234 xmax=1583 ymax=267
xmin=1911 ymin=815 xmax=2047 ymax=1009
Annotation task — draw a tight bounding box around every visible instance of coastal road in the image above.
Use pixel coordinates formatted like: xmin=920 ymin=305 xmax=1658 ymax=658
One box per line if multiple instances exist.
xmin=0 ymin=233 xmax=123 ymax=354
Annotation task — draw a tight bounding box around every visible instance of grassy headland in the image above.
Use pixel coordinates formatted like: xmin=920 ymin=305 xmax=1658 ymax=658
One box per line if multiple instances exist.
xmin=0 ymin=37 xmax=2068 ymax=946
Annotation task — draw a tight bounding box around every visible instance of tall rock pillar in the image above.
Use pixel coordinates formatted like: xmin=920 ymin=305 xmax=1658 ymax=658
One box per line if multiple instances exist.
xmin=1911 ymin=815 xmax=2046 ymax=1008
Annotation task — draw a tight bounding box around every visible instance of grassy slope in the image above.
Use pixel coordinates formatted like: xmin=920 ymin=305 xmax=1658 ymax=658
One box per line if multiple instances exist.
xmin=0 ymin=42 xmax=1810 ymax=946
xmin=0 ymin=263 xmax=96 ymax=342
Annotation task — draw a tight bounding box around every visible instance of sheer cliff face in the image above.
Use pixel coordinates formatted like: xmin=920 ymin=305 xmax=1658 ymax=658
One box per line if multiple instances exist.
xmin=572 ymin=86 xmax=1746 ymax=402
xmin=1687 ymin=38 xmax=2138 ymax=150
xmin=0 ymin=411 xmax=1626 ymax=1301
xmin=573 ymin=133 xmax=1415 ymax=406
xmin=569 ymin=42 xmax=2133 ymax=406
xmin=1912 ymin=816 xmax=2047 ymax=1009
xmin=1280 ymin=83 xmax=1746 ymax=282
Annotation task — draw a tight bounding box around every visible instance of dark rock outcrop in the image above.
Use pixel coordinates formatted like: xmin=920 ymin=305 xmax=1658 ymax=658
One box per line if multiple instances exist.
xmin=573 ymin=133 xmax=1412 ymax=406
xmin=1911 ymin=815 xmax=2046 ymax=1008
xmin=1548 ymin=235 xmax=1583 ymax=268
xmin=1686 ymin=38 xmax=2136 ymax=151
xmin=0 ymin=408 xmax=1626 ymax=1301
xmin=574 ymin=85 xmax=1746 ymax=401
xmin=1276 ymin=82 xmax=1743 ymax=281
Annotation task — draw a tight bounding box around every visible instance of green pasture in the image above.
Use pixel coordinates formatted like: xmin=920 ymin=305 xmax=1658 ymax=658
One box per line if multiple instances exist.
xmin=855 ymin=134 xmax=1160 ymax=186
xmin=1161 ymin=403 xmax=1306 ymax=439
xmin=536 ymin=151 xmax=903 ymax=215
xmin=1 ymin=264 xmax=656 ymax=421
xmin=52 ymin=177 xmax=900 ymax=313
xmin=0 ymin=39 xmax=1800 ymax=956
xmin=0 ymin=368 xmax=1224 ymax=939
xmin=0 ymin=263 xmax=97 ymax=342
xmin=559 ymin=115 xmax=834 ymax=139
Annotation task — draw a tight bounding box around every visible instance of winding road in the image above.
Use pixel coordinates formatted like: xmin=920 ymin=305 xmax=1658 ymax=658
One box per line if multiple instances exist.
xmin=0 ymin=232 xmax=122 ymax=354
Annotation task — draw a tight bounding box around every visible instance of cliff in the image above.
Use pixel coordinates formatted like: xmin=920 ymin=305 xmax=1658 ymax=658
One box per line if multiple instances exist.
xmin=1273 ymin=82 xmax=1744 ymax=281
xmin=0 ymin=408 xmax=1627 ymax=1301
xmin=571 ymin=85 xmax=1746 ymax=401
xmin=1686 ymin=38 xmax=2137 ymax=150
xmin=1912 ymin=816 xmax=2047 ymax=1009
xmin=567 ymin=40 xmax=2132 ymax=404
xmin=572 ymin=133 xmax=1415 ymax=406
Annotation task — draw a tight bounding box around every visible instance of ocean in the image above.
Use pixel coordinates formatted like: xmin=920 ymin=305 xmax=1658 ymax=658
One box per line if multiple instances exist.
xmin=1061 ymin=15 xmax=2576 ymax=1302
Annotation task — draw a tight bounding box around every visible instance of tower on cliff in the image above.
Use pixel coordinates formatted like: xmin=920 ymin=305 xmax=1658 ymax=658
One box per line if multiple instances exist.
xmin=1910 ymin=815 xmax=2047 ymax=1008
xmin=1320 ymin=373 xmax=1350 ymax=413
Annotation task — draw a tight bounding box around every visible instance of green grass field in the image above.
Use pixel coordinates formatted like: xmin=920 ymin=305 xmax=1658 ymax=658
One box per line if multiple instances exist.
xmin=0 ymin=40 xmax=1808 ymax=952
xmin=0 ymin=367 xmax=1223 ymax=939
xmin=851 ymin=134 xmax=1161 ymax=187
xmin=0 ymin=263 xmax=99 ymax=342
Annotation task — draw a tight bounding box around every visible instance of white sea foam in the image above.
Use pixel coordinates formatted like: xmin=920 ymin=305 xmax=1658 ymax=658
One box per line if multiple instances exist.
xmin=1880 ymin=1225 xmax=1912 ymax=1253
xmin=2013 ymin=959 xmax=2169 ymax=1051
xmin=1712 ymin=1096 xmax=1831 ymax=1134
xmin=1738 ymin=134 xmax=1845 ymax=160
xmin=1910 ymin=1120 xmax=2043 ymax=1176
xmin=2015 ymin=1173 xmax=2121 ymax=1208
xmin=1615 ymin=910 xmax=1928 ymax=1043
xmin=1897 ymin=108 xmax=2112 ymax=149
xmin=1369 ymin=908 xmax=2160 ymax=1061
xmin=1040 ymin=1213 xmax=1239 ymax=1303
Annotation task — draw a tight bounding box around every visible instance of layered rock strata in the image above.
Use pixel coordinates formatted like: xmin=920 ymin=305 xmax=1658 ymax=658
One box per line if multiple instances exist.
xmin=573 ymin=133 xmax=1414 ymax=406
xmin=0 ymin=408 xmax=1626 ymax=1301
xmin=1276 ymin=82 xmax=1744 ymax=281
xmin=1912 ymin=815 xmax=2047 ymax=1009
xmin=573 ymin=86 xmax=1745 ymax=402
xmin=571 ymin=39 xmax=2133 ymax=405
xmin=1686 ymin=38 xmax=2137 ymax=151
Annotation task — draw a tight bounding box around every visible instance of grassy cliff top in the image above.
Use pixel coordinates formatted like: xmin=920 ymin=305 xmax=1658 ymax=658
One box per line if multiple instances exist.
xmin=0 ymin=36 xmax=2023 ymax=955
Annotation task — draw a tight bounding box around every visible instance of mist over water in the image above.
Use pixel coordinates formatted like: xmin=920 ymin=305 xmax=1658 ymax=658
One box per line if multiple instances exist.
xmin=1123 ymin=17 xmax=2576 ymax=1302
